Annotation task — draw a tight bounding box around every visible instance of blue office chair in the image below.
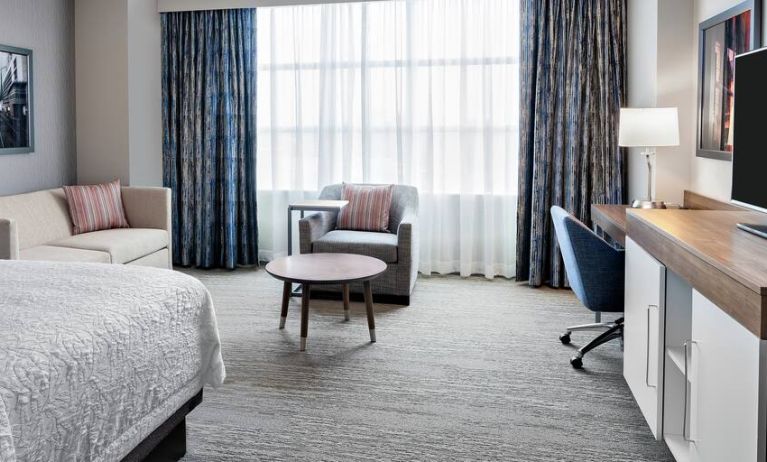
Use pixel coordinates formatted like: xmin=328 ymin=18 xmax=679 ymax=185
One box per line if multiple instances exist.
xmin=550 ymin=206 xmax=625 ymax=369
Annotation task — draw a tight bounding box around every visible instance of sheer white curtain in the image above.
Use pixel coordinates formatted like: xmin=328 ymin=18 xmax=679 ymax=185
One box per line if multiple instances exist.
xmin=257 ymin=0 xmax=519 ymax=278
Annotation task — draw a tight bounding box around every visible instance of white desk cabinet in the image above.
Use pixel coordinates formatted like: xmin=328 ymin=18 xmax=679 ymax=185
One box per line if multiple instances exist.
xmin=624 ymin=237 xmax=665 ymax=439
xmin=688 ymin=290 xmax=763 ymax=462
xmin=625 ymin=235 xmax=767 ymax=461
xmin=609 ymin=207 xmax=767 ymax=462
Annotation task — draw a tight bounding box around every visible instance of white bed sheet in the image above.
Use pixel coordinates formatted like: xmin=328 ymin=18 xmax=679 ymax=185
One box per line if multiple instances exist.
xmin=0 ymin=260 xmax=225 ymax=461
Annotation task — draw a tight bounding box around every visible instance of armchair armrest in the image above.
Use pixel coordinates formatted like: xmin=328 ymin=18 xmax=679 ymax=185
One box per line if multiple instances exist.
xmin=397 ymin=210 xmax=419 ymax=288
xmin=298 ymin=212 xmax=337 ymax=254
xmin=0 ymin=218 xmax=19 ymax=260
xmin=121 ymin=187 xmax=172 ymax=231
xmin=396 ymin=212 xmax=416 ymax=254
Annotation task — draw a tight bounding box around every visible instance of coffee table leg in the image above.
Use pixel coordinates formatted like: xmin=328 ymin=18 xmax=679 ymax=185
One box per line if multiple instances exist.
xmin=363 ymin=281 xmax=376 ymax=343
xmin=280 ymin=281 xmax=291 ymax=329
xmin=343 ymin=284 xmax=351 ymax=321
xmin=300 ymin=283 xmax=311 ymax=351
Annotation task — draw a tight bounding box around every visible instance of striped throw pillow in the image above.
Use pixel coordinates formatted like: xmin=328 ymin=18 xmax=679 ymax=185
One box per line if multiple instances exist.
xmin=337 ymin=184 xmax=395 ymax=232
xmin=63 ymin=179 xmax=130 ymax=235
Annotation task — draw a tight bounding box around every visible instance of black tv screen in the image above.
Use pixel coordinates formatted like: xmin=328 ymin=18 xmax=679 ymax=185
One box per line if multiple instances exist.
xmin=733 ymin=48 xmax=767 ymax=211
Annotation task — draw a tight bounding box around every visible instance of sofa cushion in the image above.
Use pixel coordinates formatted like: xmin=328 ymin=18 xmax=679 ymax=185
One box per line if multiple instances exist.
xmin=313 ymin=230 xmax=398 ymax=263
xmin=127 ymin=248 xmax=170 ymax=269
xmin=49 ymin=228 xmax=168 ymax=264
xmin=0 ymin=188 xmax=73 ymax=249
xmin=19 ymin=245 xmax=111 ymax=263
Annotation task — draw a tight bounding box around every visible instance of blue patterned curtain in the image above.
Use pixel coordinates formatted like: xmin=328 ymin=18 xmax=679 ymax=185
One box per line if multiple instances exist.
xmin=161 ymin=9 xmax=258 ymax=269
xmin=516 ymin=0 xmax=627 ymax=287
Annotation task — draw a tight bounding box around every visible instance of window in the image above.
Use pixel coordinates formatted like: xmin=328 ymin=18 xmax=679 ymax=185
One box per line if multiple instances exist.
xmin=257 ymin=0 xmax=519 ymax=277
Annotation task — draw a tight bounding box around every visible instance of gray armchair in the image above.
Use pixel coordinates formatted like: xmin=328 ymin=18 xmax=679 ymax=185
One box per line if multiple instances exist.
xmin=299 ymin=184 xmax=419 ymax=305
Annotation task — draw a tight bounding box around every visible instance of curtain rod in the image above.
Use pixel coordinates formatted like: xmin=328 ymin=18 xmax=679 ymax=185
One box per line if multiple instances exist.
xmin=157 ymin=0 xmax=389 ymax=13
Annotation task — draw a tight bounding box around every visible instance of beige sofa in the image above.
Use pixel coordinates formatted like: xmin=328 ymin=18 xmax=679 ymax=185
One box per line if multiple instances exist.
xmin=0 ymin=186 xmax=172 ymax=269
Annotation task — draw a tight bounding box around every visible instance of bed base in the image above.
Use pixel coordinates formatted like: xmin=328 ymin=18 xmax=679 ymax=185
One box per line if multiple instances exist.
xmin=121 ymin=390 xmax=203 ymax=462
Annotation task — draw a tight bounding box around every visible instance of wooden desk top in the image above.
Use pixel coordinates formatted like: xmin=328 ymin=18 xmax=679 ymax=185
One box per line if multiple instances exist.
xmin=591 ymin=204 xmax=631 ymax=245
xmin=591 ymin=191 xmax=746 ymax=247
xmin=627 ymin=209 xmax=767 ymax=338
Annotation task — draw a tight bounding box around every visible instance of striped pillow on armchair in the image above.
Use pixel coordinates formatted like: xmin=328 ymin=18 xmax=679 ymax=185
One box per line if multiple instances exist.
xmin=336 ymin=184 xmax=395 ymax=232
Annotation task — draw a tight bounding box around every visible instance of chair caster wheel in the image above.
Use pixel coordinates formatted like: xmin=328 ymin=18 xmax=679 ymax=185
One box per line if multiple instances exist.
xmin=570 ymin=356 xmax=583 ymax=369
xmin=559 ymin=332 xmax=571 ymax=344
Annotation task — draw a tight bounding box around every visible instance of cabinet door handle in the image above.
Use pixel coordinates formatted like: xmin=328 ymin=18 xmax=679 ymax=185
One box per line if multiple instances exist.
xmin=645 ymin=305 xmax=658 ymax=388
xmin=683 ymin=339 xmax=697 ymax=443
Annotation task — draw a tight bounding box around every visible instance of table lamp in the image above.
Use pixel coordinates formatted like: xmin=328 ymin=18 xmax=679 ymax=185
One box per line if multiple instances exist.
xmin=618 ymin=107 xmax=680 ymax=209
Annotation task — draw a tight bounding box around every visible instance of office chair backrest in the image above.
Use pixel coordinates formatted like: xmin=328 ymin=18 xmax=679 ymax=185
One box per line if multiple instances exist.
xmin=550 ymin=206 xmax=625 ymax=313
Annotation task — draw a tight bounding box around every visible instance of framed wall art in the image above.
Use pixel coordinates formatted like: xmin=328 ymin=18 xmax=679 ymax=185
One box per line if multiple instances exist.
xmin=697 ymin=0 xmax=761 ymax=160
xmin=0 ymin=44 xmax=33 ymax=154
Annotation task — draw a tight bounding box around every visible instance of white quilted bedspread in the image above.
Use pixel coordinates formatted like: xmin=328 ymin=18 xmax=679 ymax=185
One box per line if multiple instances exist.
xmin=0 ymin=260 xmax=226 ymax=461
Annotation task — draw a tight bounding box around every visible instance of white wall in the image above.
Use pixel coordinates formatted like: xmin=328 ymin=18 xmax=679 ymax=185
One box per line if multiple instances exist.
xmin=688 ymin=0 xmax=767 ymax=201
xmin=629 ymin=0 xmax=767 ymax=203
xmin=0 ymin=0 xmax=76 ymax=195
xmin=626 ymin=0 xmax=694 ymax=206
xmin=627 ymin=0 xmax=658 ymax=203
xmin=75 ymin=0 xmax=162 ymax=187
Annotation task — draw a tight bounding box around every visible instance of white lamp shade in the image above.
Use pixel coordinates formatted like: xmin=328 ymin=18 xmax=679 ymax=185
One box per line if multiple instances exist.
xmin=618 ymin=107 xmax=680 ymax=147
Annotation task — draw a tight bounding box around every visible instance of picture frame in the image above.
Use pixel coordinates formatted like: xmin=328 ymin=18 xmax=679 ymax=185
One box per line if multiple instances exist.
xmin=697 ymin=0 xmax=761 ymax=161
xmin=0 ymin=44 xmax=33 ymax=155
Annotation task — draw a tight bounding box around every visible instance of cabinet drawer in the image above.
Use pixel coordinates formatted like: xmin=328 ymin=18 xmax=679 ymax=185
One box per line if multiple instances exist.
xmin=624 ymin=237 xmax=666 ymax=439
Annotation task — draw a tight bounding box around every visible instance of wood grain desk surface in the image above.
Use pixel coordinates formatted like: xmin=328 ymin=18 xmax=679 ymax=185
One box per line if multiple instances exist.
xmin=591 ymin=191 xmax=746 ymax=247
xmin=627 ymin=209 xmax=767 ymax=338
xmin=591 ymin=204 xmax=630 ymax=245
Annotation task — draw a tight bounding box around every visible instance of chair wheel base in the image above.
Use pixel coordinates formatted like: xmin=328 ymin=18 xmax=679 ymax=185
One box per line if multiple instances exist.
xmin=559 ymin=332 xmax=571 ymax=344
xmin=570 ymin=356 xmax=583 ymax=369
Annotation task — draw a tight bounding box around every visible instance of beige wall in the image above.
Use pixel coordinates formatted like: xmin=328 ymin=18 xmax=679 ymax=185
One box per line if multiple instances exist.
xmin=75 ymin=0 xmax=162 ymax=187
xmin=656 ymin=0 xmax=695 ymax=205
xmin=75 ymin=0 xmax=131 ymax=185
xmin=0 ymin=0 xmax=76 ymax=195
xmin=128 ymin=0 xmax=163 ymax=186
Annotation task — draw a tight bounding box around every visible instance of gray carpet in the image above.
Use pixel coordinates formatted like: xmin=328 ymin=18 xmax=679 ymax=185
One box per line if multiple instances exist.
xmin=180 ymin=269 xmax=673 ymax=461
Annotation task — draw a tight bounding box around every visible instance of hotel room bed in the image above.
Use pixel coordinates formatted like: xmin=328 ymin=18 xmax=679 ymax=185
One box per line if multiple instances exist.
xmin=0 ymin=260 xmax=225 ymax=461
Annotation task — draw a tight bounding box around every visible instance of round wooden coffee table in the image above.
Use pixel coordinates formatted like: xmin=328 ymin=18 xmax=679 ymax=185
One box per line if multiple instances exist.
xmin=265 ymin=253 xmax=387 ymax=351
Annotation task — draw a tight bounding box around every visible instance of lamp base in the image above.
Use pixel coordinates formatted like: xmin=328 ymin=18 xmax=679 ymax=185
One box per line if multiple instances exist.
xmin=631 ymin=199 xmax=667 ymax=209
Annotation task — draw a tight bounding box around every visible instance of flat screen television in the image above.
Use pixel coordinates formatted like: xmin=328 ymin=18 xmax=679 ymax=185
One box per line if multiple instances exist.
xmin=733 ymin=47 xmax=767 ymax=238
xmin=734 ymin=47 xmax=767 ymax=211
